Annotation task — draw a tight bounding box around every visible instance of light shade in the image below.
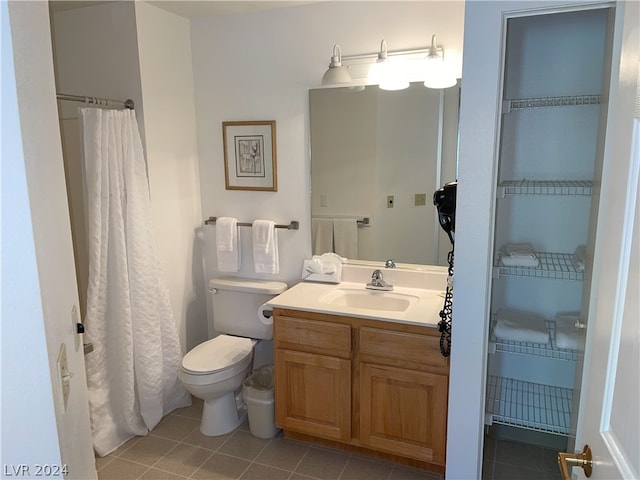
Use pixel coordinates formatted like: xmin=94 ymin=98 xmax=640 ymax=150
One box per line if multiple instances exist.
xmin=321 ymin=44 xmax=352 ymax=85
xmin=368 ymin=40 xmax=409 ymax=91
xmin=423 ymin=35 xmax=457 ymax=89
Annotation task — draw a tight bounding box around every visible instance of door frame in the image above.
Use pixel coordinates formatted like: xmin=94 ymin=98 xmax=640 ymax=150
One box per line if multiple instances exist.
xmin=450 ymin=1 xmax=619 ymax=478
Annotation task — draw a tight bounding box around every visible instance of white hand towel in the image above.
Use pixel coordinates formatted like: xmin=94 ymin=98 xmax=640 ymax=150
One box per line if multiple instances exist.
xmin=493 ymin=308 xmax=550 ymax=344
xmin=252 ymin=220 xmax=279 ymax=274
xmin=333 ymin=218 xmax=357 ymax=259
xmin=216 ymin=217 xmax=237 ymax=252
xmin=312 ymin=218 xmax=334 ymax=255
xmin=216 ymin=217 xmax=240 ymax=272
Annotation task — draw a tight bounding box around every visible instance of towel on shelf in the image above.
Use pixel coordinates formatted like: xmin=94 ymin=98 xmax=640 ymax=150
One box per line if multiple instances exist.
xmin=333 ymin=218 xmax=358 ymax=259
xmin=216 ymin=217 xmax=240 ymax=272
xmin=572 ymin=245 xmax=587 ymax=272
xmin=252 ymin=220 xmax=279 ymax=274
xmin=493 ymin=308 xmax=550 ymax=344
xmin=500 ymin=242 xmax=540 ymax=268
xmin=554 ymin=312 xmax=581 ymax=351
xmin=312 ymin=218 xmax=334 ymax=255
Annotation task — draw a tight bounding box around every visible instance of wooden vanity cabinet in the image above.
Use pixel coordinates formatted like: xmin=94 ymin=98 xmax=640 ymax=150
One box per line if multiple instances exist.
xmin=274 ymin=314 xmax=352 ymax=441
xmin=273 ymin=308 xmax=449 ymax=472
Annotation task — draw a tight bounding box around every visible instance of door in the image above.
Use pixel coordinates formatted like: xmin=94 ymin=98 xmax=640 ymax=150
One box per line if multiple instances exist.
xmin=360 ymin=363 xmax=448 ymax=464
xmin=275 ymin=349 xmax=351 ymax=441
xmin=6 ymin=1 xmax=97 ymax=478
xmin=565 ymin=1 xmax=639 ymax=478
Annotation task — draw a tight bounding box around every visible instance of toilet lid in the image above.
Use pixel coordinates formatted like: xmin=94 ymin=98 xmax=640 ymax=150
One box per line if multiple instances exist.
xmin=182 ymin=335 xmax=253 ymax=375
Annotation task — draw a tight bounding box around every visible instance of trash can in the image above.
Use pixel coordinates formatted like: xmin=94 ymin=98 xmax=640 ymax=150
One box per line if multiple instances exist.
xmin=242 ymin=365 xmax=279 ymax=439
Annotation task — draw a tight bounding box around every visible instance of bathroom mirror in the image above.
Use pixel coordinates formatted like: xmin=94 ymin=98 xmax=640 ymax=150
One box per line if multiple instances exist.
xmin=309 ymin=81 xmax=460 ymax=267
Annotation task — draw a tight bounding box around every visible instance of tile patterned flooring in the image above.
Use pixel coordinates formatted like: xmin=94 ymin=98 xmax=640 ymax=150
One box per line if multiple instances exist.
xmin=95 ymin=397 xmax=442 ymax=480
xmin=95 ymin=397 xmax=563 ymax=479
xmin=482 ymin=433 xmax=563 ymax=480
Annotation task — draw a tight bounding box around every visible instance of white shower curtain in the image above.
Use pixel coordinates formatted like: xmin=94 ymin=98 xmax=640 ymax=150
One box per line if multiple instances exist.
xmin=81 ymin=108 xmax=191 ymax=456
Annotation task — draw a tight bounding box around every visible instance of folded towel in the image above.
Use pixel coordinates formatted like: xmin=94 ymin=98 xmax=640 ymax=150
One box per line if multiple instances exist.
xmin=312 ymin=218 xmax=334 ymax=255
xmin=333 ymin=218 xmax=357 ymax=259
xmin=572 ymin=245 xmax=587 ymax=272
xmin=252 ymin=220 xmax=279 ymax=274
xmin=215 ymin=217 xmax=240 ymax=272
xmin=555 ymin=312 xmax=581 ymax=350
xmin=216 ymin=217 xmax=237 ymax=252
xmin=500 ymin=243 xmax=540 ymax=267
xmin=493 ymin=308 xmax=550 ymax=344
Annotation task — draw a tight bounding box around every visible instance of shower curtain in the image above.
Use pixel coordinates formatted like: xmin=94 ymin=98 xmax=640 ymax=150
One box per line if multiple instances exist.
xmin=81 ymin=108 xmax=191 ymax=456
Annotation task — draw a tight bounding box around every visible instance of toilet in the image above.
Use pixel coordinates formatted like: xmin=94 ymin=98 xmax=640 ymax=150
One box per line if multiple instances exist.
xmin=179 ymin=277 xmax=287 ymax=436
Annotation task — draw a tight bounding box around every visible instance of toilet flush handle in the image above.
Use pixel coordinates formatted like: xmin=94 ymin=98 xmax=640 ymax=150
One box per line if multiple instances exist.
xmin=208 ymin=287 xmax=218 ymax=294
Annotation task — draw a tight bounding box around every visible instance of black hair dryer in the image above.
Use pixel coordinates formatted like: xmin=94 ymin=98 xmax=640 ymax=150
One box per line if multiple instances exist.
xmin=433 ymin=181 xmax=457 ymax=245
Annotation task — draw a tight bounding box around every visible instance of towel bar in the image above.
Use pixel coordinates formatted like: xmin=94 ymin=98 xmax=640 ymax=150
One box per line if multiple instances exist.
xmin=204 ymin=216 xmax=299 ymax=230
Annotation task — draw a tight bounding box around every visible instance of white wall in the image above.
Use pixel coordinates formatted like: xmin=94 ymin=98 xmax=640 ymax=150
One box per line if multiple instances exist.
xmin=135 ymin=2 xmax=206 ymax=351
xmin=190 ymin=1 xmax=465 ymax=291
xmin=51 ymin=2 xmax=205 ymax=352
xmin=4 ymin=2 xmax=96 ymax=477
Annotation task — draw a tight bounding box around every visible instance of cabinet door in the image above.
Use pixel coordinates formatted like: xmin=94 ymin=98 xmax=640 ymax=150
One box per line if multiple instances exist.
xmin=275 ymin=349 xmax=351 ymax=441
xmin=360 ymin=363 xmax=448 ymax=465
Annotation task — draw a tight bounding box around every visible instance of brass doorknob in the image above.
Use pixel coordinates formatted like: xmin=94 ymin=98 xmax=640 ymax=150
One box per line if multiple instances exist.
xmin=558 ymin=444 xmax=593 ymax=479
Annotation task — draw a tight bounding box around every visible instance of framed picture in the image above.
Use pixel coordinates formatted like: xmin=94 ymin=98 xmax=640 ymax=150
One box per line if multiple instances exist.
xmin=222 ymin=120 xmax=277 ymax=191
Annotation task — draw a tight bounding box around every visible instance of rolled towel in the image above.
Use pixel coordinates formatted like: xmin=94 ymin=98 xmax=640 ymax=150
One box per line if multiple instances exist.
xmin=500 ymin=242 xmax=540 ymax=268
xmin=555 ymin=312 xmax=581 ymax=350
xmin=572 ymin=245 xmax=587 ymax=272
xmin=493 ymin=308 xmax=550 ymax=344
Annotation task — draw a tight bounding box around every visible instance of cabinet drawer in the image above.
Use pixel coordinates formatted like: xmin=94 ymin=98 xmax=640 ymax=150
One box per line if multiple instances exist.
xmin=359 ymin=327 xmax=448 ymax=370
xmin=274 ymin=316 xmax=351 ymax=358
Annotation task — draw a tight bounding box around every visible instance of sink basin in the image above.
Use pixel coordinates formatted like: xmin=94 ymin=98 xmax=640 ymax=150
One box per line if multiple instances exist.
xmin=319 ymin=288 xmax=419 ymax=312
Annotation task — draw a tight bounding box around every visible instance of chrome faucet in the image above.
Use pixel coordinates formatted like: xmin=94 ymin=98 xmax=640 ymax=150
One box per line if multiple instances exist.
xmin=385 ymin=259 xmax=396 ymax=269
xmin=366 ymin=269 xmax=394 ymax=291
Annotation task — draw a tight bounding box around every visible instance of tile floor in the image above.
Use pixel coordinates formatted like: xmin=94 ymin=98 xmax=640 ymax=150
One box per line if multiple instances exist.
xmin=95 ymin=397 xmax=563 ymax=480
xmin=482 ymin=434 xmax=563 ymax=480
xmin=95 ymin=397 xmax=442 ymax=480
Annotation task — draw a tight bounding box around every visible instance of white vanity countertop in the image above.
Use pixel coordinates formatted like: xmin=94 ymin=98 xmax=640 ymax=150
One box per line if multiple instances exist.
xmin=267 ymin=280 xmax=445 ymax=328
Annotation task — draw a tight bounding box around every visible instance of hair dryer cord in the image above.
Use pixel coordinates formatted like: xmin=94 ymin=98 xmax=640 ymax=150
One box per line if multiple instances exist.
xmin=438 ymin=249 xmax=454 ymax=357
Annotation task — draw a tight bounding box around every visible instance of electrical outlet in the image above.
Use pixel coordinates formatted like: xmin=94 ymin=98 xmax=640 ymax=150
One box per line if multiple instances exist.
xmin=414 ymin=193 xmax=427 ymax=206
xmin=320 ymin=194 xmax=328 ymax=207
xmin=387 ymin=195 xmax=394 ymax=208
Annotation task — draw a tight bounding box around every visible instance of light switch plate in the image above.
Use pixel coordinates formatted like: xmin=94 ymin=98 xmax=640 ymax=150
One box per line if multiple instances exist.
xmin=387 ymin=195 xmax=394 ymax=208
xmin=57 ymin=343 xmax=71 ymax=412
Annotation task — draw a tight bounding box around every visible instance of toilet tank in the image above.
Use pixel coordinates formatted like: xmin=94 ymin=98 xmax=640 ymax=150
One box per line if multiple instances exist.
xmin=209 ymin=277 xmax=287 ymax=339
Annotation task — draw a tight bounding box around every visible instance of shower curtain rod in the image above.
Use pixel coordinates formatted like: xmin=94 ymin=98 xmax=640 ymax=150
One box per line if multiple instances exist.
xmin=56 ymin=93 xmax=135 ymax=110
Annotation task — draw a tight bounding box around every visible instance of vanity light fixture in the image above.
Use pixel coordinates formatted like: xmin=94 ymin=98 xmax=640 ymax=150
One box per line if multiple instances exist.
xmin=321 ymin=44 xmax=353 ymax=85
xmin=423 ymin=35 xmax=457 ymax=89
xmin=368 ymin=40 xmax=410 ymax=91
xmin=320 ymin=36 xmax=458 ymax=89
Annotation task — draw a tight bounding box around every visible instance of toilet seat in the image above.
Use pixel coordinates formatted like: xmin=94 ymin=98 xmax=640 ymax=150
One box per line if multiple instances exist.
xmin=181 ymin=335 xmax=253 ymax=382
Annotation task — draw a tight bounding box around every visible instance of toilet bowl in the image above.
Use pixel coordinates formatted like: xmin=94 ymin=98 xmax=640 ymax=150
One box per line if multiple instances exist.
xmin=178 ymin=277 xmax=287 ymax=436
xmin=179 ymin=335 xmax=256 ymax=436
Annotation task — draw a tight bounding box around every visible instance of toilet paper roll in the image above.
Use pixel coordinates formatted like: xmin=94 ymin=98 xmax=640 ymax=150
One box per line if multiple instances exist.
xmin=258 ymin=303 xmax=273 ymax=325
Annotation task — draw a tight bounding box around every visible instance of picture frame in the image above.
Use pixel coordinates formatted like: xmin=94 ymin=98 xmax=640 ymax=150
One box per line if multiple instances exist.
xmin=222 ymin=120 xmax=277 ymax=191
